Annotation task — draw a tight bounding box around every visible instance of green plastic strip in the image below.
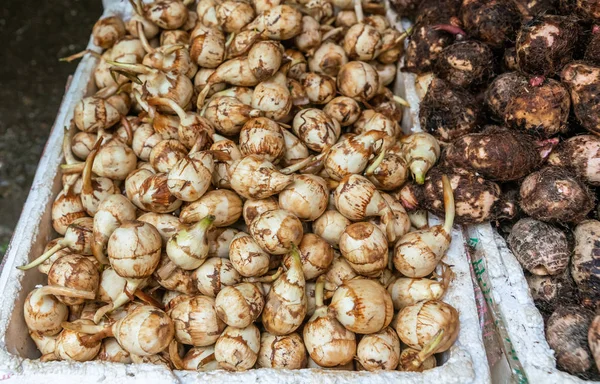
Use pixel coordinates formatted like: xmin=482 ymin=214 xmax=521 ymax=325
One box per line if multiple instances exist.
xmin=463 ymin=228 xmax=529 ymax=384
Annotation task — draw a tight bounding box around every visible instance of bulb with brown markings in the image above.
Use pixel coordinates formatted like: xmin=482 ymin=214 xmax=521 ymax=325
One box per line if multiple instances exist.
xmin=250 ymin=209 xmax=304 ymax=255
xmin=168 ymin=295 xmax=225 ymax=346
xmin=329 ymin=278 xmax=394 ymax=334
xmin=214 ymin=324 xmax=260 ymax=371
xmin=257 ymin=332 xmax=307 ymax=369
xmin=215 ymin=283 xmax=264 ymax=328
xmin=356 ymin=327 xmax=400 ymax=371
xmin=192 ymin=257 xmax=242 ymax=297
xmin=339 ymin=222 xmax=388 ymax=277
xmin=303 ymin=276 xmax=356 ymax=367
xmin=262 ymin=247 xmax=307 ymax=335
xmin=229 ymin=232 xmax=271 ymax=277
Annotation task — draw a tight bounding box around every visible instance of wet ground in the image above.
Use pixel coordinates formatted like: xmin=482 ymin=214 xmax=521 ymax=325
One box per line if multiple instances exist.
xmin=0 ymin=0 xmax=102 ymax=256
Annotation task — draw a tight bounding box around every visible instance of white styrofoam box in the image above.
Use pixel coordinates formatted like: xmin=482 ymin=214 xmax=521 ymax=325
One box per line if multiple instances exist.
xmin=468 ymin=224 xmax=600 ymax=384
xmin=0 ymin=1 xmax=489 ymax=382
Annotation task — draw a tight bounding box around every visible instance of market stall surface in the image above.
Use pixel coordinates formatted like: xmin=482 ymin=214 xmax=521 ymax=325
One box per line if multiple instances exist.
xmin=0 ymin=0 xmax=102 ymax=256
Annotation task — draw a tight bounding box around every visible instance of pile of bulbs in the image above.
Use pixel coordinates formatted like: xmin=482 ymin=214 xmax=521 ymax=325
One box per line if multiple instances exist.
xmin=20 ymin=0 xmax=460 ymax=373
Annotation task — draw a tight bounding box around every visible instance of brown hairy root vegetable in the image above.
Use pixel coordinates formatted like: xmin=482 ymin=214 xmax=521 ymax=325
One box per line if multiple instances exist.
xmin=504 ymin=78 xmax=570 ymax=137
xmin=400 ymin=167 xmax=516 ymax=224
xmin=546 ymin=306 xmax=594 ymax=374
xmin=484 ymin=72 xmax=528 ymax=120
xmin=585 ymin=28 xmax=600 ymax=65
xmin=415 ymin=0 xmax=462 ymax=24
xmin=526 ymin=269 xmax=577 ymax=313
xmin=404 ymin=23 xmax=454 ymax=74
xmin=589 ymin=314 xmax=600 ymax=372
xmin=508 ymin=218 xmax=570 ymax=276
xmin=515 ymin=15 xmax=580 ymax=76
xmin=520 ymin=166 xmax=595 ymax=224
xmin=572 ymin=1 xmax=600 ymax=19
xmin=435 ymin=41 xmax=493 ymax=88
xmin=442 ymin=126 xmax=555 ymax=181
xmin=419 ymin=78 xmax=480 ymax=143
xmin=572 ymin=220 xmax=600 ymax=304
xmin=459 ymin=0 xmax=521 ymax=49
xmin=502 ymin=47 xmax=519 ymax=71
xmin=389 ymin=0 xmax=421 ymax=17
xmin=512 ymin=0 xmax=558 ymax=19
xmin=561 ymin=62 xmax=600 ymax=136
xmin=548 ymin=135 xmax=600 ymax=186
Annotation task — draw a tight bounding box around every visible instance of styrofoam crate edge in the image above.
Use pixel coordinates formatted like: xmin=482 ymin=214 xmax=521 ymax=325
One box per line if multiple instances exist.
xmin=471 ymin=224 xmax=599 ymax=384
xmin=0 ymin=1 xmax=489 ymax=382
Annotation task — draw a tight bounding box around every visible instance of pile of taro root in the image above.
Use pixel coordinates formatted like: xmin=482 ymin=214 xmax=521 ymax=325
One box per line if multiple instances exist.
xmin=391 ymin=0 xmax=600 ymax=379
xmin=16 ymin=0 xmax=468 ymax=374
